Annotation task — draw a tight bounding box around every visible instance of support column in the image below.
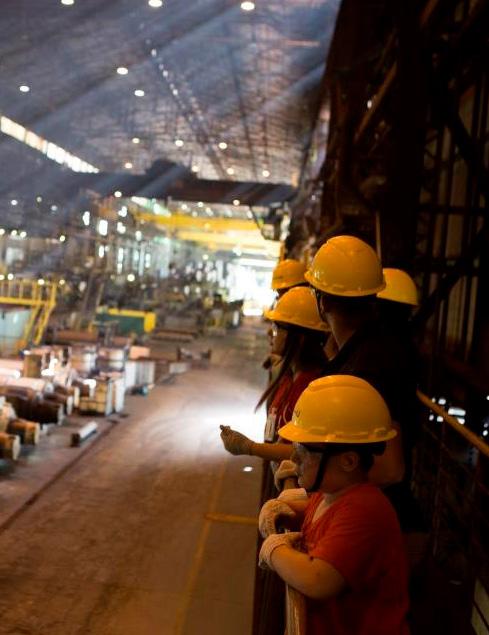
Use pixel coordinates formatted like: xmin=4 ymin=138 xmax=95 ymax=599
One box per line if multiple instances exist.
xmin=380 ymin=0 xmax=428 ymax=268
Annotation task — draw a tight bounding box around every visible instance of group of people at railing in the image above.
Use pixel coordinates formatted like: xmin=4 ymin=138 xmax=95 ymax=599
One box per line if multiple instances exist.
xmin=220 ymin=235 xmax=428 ymax=635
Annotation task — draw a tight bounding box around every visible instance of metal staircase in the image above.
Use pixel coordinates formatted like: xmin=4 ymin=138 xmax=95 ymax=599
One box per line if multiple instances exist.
xmin=0 ymin=278 xmax=57 ymax=351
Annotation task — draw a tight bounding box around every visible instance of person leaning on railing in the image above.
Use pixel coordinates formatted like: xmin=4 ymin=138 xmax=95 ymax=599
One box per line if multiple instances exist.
xmin=299 ymin=236 xmax=422 ymax=535
xmin=222 ymin=277 xmax=328 ymax=635
xmin=259 ymin=375 xmax=410 ymax=635
xmin=219 ymin=285 xmax=330 ymax=463
xmin=375 ymin=268 xmax=428 ymax=555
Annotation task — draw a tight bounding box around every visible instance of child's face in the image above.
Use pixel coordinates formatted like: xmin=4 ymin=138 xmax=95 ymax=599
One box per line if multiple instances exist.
xmin=291 ymin=443 xmax=323 ymax=491
xmin=291 ymin=443 xmax=347 ymax=493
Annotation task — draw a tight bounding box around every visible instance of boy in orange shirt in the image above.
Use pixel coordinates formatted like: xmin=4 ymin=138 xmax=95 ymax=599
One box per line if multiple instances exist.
xmin=258 ymin=375 xmax=410 ymax=635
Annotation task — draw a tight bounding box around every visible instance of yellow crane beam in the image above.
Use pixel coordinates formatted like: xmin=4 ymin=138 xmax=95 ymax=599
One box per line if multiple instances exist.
xmin=133 ymin=212 xmax=258 ymax=233
xmin=176 ymin=230 xmax=280 ymax=257
xmin=132 ymin=210 xmax=279 ymax=257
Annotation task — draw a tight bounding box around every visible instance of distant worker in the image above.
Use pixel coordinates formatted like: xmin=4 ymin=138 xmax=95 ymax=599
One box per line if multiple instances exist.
xmin=285 ymin=236 xmax=420 ymax=530
xmin=258 ymin=375 xmax=410 ymax=635
xmin=220 ymin=286 xmax=329 ymax=463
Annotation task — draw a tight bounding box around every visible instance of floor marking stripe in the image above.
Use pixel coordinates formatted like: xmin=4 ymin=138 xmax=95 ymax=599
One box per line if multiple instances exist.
xmin=173 ymin=460 xmax=227 ymax=635
xmin=205 ymin=512 xmax=257 ymax=526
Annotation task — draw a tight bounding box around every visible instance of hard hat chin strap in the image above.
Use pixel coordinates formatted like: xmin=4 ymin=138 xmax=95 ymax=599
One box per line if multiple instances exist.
xmin=309 ymin=451 xmax=330 ymax=492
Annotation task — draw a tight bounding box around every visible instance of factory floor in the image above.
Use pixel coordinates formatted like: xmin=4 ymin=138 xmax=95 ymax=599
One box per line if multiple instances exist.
xmin=0 ymin=321 xmax=268 ymax=635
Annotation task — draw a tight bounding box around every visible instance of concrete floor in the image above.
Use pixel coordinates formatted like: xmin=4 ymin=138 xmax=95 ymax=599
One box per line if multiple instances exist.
xmin=0 ymin=322 xmax=268 ymax=635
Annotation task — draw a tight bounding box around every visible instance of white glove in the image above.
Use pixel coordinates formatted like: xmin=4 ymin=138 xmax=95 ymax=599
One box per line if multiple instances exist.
xmin=278 ymin=488 xmax=308 ymax=503
xmin=274 ymin=459 xmax=299 ymax=490
xmin=259 ymin=532 xmax=302 ymax=570
xmin=219 ymin=425 xmax=253 ymax=455
xmin=258 ymin=499 xmax=296 ymax=538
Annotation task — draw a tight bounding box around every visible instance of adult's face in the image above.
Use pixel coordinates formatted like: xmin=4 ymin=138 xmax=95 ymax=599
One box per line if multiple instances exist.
xmin=271 ymin=323 xmax=288 ymax=355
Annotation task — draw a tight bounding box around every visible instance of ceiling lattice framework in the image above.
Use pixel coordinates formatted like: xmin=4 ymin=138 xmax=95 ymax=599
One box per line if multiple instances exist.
xmin=0 ymin=0 xmax=340 ymax=189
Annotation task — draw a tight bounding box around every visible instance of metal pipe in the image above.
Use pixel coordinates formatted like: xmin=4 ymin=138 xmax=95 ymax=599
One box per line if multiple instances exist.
xmin=282 ymin=476 xmax=307 ymax=635
xmin=71 ymin=421 xmax=98 ymax=447
xmin=417 ymin=389 xmax=489 ymax=457
xmin=285 ymin=585 xmax=306 ymax=635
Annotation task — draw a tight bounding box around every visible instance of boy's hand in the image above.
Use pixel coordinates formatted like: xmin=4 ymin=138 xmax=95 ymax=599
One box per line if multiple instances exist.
xmin=259 ymin=532 xmax=302 ymax=570
xmin=258 ymin=499 xmax=296 ymax=538
xmin=277 ymin=488 xmax=308 ymax=503
xmin=274 ymin=459 xmax=299 ymax=490
xmin=219 ymin=425 xmax=253 ymax=455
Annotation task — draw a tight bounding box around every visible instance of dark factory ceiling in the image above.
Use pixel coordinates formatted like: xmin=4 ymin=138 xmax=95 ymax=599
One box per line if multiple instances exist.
xmin=0 ymin=0 xmax=340 ymax=195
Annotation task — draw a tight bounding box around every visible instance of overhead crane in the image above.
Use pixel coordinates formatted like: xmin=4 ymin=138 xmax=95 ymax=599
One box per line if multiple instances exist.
xmin=131 ymin=211 xmax=280 ymax=257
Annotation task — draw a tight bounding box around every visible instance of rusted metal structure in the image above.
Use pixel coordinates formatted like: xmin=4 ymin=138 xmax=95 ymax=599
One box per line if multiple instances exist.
xmin=283 ymin=0 xmax=489 ymax=632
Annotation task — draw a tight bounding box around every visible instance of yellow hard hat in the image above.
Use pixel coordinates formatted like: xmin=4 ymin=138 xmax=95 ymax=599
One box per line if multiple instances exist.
xmin=264 ymin=287 xmax=329 ymax=332
xmin=377 ymin=268 xmax=419 ymax=307
xmin=271 ymin=259 xmax=307 ymax=291
xmin=304 ymin=235 xmax=385 ymax=297
xmin=279 ymin=375 xmax=396 ymax=444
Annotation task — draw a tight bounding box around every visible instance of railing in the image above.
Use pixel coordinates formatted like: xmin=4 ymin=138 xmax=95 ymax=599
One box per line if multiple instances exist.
xmin=413 ymin=389 xmax=489 ymax=634
xmin=416 ymin=390 xmax=489 ymax=458
xmin=0 ymin=279 xmax=57 ymax=349
xmin=0 ymin=278 xmax=56 ymax=304
xmin=283 ymin=478 xmax=307 ymax=635
xmin=285 ymin=584 xmax=306 ymax=635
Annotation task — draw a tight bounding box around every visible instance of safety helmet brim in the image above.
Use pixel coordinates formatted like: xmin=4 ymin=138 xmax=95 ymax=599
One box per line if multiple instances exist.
xmin=272 ymin=281 xmax=297 ymax=291
xmin=304 ymin=270 xmax=386 ymax=297
xmin=279 ymin=421 xmax=397 ymax=444
xmin=264 ymin=308 xmax=330 ymax=332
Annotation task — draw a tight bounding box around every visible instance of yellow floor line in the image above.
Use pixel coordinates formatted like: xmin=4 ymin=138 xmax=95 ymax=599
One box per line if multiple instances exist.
xmin=205 ymin=512 xmax=257 ymax=526
xmin=173 ymin=460 xmax=228 ymax=635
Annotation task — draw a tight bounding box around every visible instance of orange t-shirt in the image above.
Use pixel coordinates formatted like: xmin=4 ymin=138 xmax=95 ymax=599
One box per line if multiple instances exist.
xmin=301 ymin=483 xmax=410 ymax=635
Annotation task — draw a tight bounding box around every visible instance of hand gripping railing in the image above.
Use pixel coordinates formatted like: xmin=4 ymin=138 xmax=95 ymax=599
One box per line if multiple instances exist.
xmin=283 ymin=477 xmax=307 ymax=635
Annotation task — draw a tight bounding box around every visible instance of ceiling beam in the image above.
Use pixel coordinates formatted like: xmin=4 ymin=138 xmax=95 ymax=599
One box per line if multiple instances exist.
xmin=79 ymin=169 xmax=295 ymax=206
